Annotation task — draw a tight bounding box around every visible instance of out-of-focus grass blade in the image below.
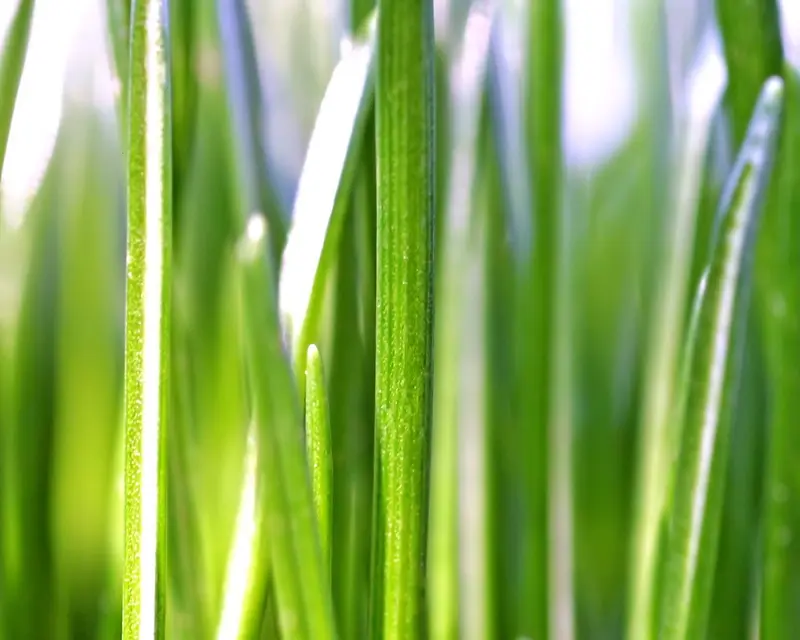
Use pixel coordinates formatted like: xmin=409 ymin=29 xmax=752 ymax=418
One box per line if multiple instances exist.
xmin=169 ymin=0 xmax=197 ymax=207
xmin=373 ymin=0 xmax=436 ymax=634
xmin=757 ymin=63 xmax=800 ymax=640
xmin=659 ymin=77 xmax=783 ymax=640
xmin=427 ymin=4 xmax=494 ymax=638
xmin=0 ymin=0 xmax=34 ymax=188
xmin=217 ymin=0 xmax=288 ymax=257
xmin=278 ymin=17 xmax=375 ymax=392
xmin=305 ymin=344 xmax=332 ymax=569
xmin=122 ymin=1 xmax=173 ymax=637
xmin=715 ymin=0 xmax=783 ymax=147
xmin=237 ymin=214 xmax=335 ymax=639
xmin=627 ymin=42 xmax=725 ymax=640
xmin=518 ymin=0 xmax=563 ymax=636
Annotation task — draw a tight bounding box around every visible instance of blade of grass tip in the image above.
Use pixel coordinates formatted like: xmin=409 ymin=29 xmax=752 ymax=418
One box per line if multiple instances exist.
xmin=427 ymin=4 xmax=494 ymax=638
xmin=715 ymin=0 xmax=783 ymax=147
xmin=122 ymin=1 xmax=173 ymax=637
xmin=237 ymin=214 xmax=336 ymax=640
xmin=658 ymin=77 xmax=783 ymax=640
xmin=373 ymin=0 xmax=436 ymax=634
xmin=627 ymin=43 xmax=726 ymax=640
xmin=0 ymin=0 xmax=34 ymax=190
xmin=305 ymin=344 xmax=332 ymax=570
xmin=757 ymin=63 xmax=800 ymax=640
xmin=217 ymin=0 xmax=288 ymax=259
xmin=519 ymin=0 xmax=563 ymax=636
xmin=278 ymin=14 xmax=376 ymax=394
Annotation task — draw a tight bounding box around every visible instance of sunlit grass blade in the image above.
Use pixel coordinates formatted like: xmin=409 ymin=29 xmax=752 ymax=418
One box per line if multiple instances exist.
xmin=659 ymin=77 xmax=783 ymax=640
xmin=373 ymin=0 xmax=435 ymax=634
xmin=427 ymin=4 xmax=494 ymax=638
xmin=519 ymin=0 xmax=563 ymax=635
xmin=237 ymin=214 xmax=336 ymax=639
xmin=305 ymin=344 xmax=332 ymax=569
xmin=122 ymin=1 xmax=173 ymax=637
xmin=715 ymin=0 xmax=783 ymax=146
xmin=278 ymin=18 xmax=375 ymax=391
xmin=627 ymin=43 xmax=726 ymax=640
xmin=757 ymin=63 xmax=800 ymax=640
xmin=0 ymin=0 xmax=34 ymax=187
xmin=217 ymin=0 xmax=288 ymax=255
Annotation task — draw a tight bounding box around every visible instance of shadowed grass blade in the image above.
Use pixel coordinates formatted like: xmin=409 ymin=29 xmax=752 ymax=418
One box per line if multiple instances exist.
xmin=122 ymin=1 xmax=173 ymax=637
xmin=237 ymin=214 xmax=335 ymax=640
xmin=659 ymin=77 xmax=783 ymax=640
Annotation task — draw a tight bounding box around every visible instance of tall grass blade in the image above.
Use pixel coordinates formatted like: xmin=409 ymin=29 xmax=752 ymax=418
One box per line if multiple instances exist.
xmin=237 ymin=214 xmax=336 ymax=639
xmin=757 ymin=63 xmax=800 ymax=640
xmin=122 ymin=0 xmax=173 ymax=636
xmin=659 ymin=77 xmax=783 ymax=640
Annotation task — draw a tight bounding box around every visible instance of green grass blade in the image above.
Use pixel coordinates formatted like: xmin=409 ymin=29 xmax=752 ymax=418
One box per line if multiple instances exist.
xmin=715 ymin=0 xmax=783 ymax=147
xmin=757 ymin=63 xmax=800 ymax=640
xmin=169 ymin=0 xmax=196 ymax=205
xmin=659 ymin=77 xmax=783 ymax=640
xmin=427 ymin=5 xmax=494 ymax=638
xmin=122 ymin=1 xmax=173 ymax=637
xmin=373 ymin=0 xmax=435 ymax=634
xmin=104 ymin=0 xmax=131 ymax=127
xmin=278 ymin=20 xmax=375 ymax=392
xmin=519 ymin=0 xmax=563 ymax=635
xmin=237 ymin=214 xmax=336 ymax=640
xmin=305 ymin=344 xmax=333 ymax=570
xmin=0 ymin=0 xmax=34 ymax=186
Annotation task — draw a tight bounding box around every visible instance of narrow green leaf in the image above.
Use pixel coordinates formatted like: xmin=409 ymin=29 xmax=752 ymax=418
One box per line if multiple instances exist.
xmin=757 ymin=63 xmax=800 ymax=640
xmin=105 ymin=0 xmax=131 ymax=127
xmin=169 ymin=0 xmax=197 ymax=206
xmin=715 ymin=0 xmax=783 ymax=146
xmin=122 ymin=1 xmax=173 ymax=637
xmin=0 ymin=0 xmax=34 ymax=185
xmin=237 ymin=214 xmax=335 ymax=640
xmin=659 ymin=77 xmax=783 ymax=640
xmin=278 ymin=19 xmax=376 ymax=392
xmin=305 ymin=344 xmax=333 ymax=570
xmin=373 ymin=0 xmax=435 ymax=634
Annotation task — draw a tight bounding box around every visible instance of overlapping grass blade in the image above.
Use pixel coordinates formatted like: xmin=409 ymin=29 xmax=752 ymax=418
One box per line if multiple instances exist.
xmin=278 ymin=17 xmax=375 ymax=391
xmin=757 ymin=63 xmax=800 ymax=640
xmin=122 ymin=1 xmax=173 ymax=636
xmin=237 ymin=214 xmax=336 ymax=639
xmin=659 ymin=77 xmax=783 ymax=640
xmin=105 ymin=0 xmax=132 ymax=121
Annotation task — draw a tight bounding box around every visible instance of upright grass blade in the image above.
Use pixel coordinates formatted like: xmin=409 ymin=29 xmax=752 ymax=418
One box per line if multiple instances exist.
xmin=237 ymin=214 xmax=336 ymax=640
xmin=757 ymin=63 xmax=800 ymax=640
xmin=715 ymin=0 xmax=783 ymax=147
xmin=519 ymin=0 xmax=563 ymax=636
xmin=427 ymin=4 xmax=494 ymax=638
xmin=305 ymin=344 xmax=333 ymax=570
xmin=0 ymin=0 xmax=34 ymax=188
xmin=659 ymin=77 xmax=783 ymax=640
xmin=105 ymin=0 xmax=132 ymax=128
xmin=373 ymin=0 xmax=435 ymax=635
xmin=278 ymin=18 xmax=375 ymax=391
xmin=169 ymin=0 xmax=197 ymax=207
xmin=122 ymin=1 xmax=173 ymax=637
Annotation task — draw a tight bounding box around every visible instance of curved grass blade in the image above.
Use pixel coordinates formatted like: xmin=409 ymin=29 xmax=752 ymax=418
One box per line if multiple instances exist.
xmin=305 ymin=344 xmax=332 ymax=569
xmin=715 ymin=0 xmax=783 ymax=147
xmin=427 ymin=4 xmax=494 ymax=638
xmin=757 ymin=63 xmax=800 ymax=640
xmin=122 ymin=1 xmax=173 ymax=637
xmin=237 ymin=214 xmax=336 ymax=640
xmin=278 ymin=18 xmax=375 ymax=393
xmin=659 ymin=77 xmax=783 ymax=640
xmin=0 ymin=0 xmax=34 ymax=186
xmin=217 ymin=0 xmax=288 ymax=256
xmin=373 ymin=0 xmax=435 ymax=634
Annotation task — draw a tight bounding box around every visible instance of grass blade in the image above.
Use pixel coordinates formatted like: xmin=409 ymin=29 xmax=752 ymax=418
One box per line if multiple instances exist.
xmin=0 ymin=0 xmax=34 ymax=186
xmin=757 ymin=63 xmax=800 ymax=640
xmin=237 ymin=214 xmax=335 ymax=640
xmin=373 ymin=0 xmax=435 ymax=634
xmin=278 ymin=19 xmax=376 ymax=390
xmin=122 ymin=0 xmax=173 ymax=636
xmin=659 ymin=77 xmax=783 ymax=640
